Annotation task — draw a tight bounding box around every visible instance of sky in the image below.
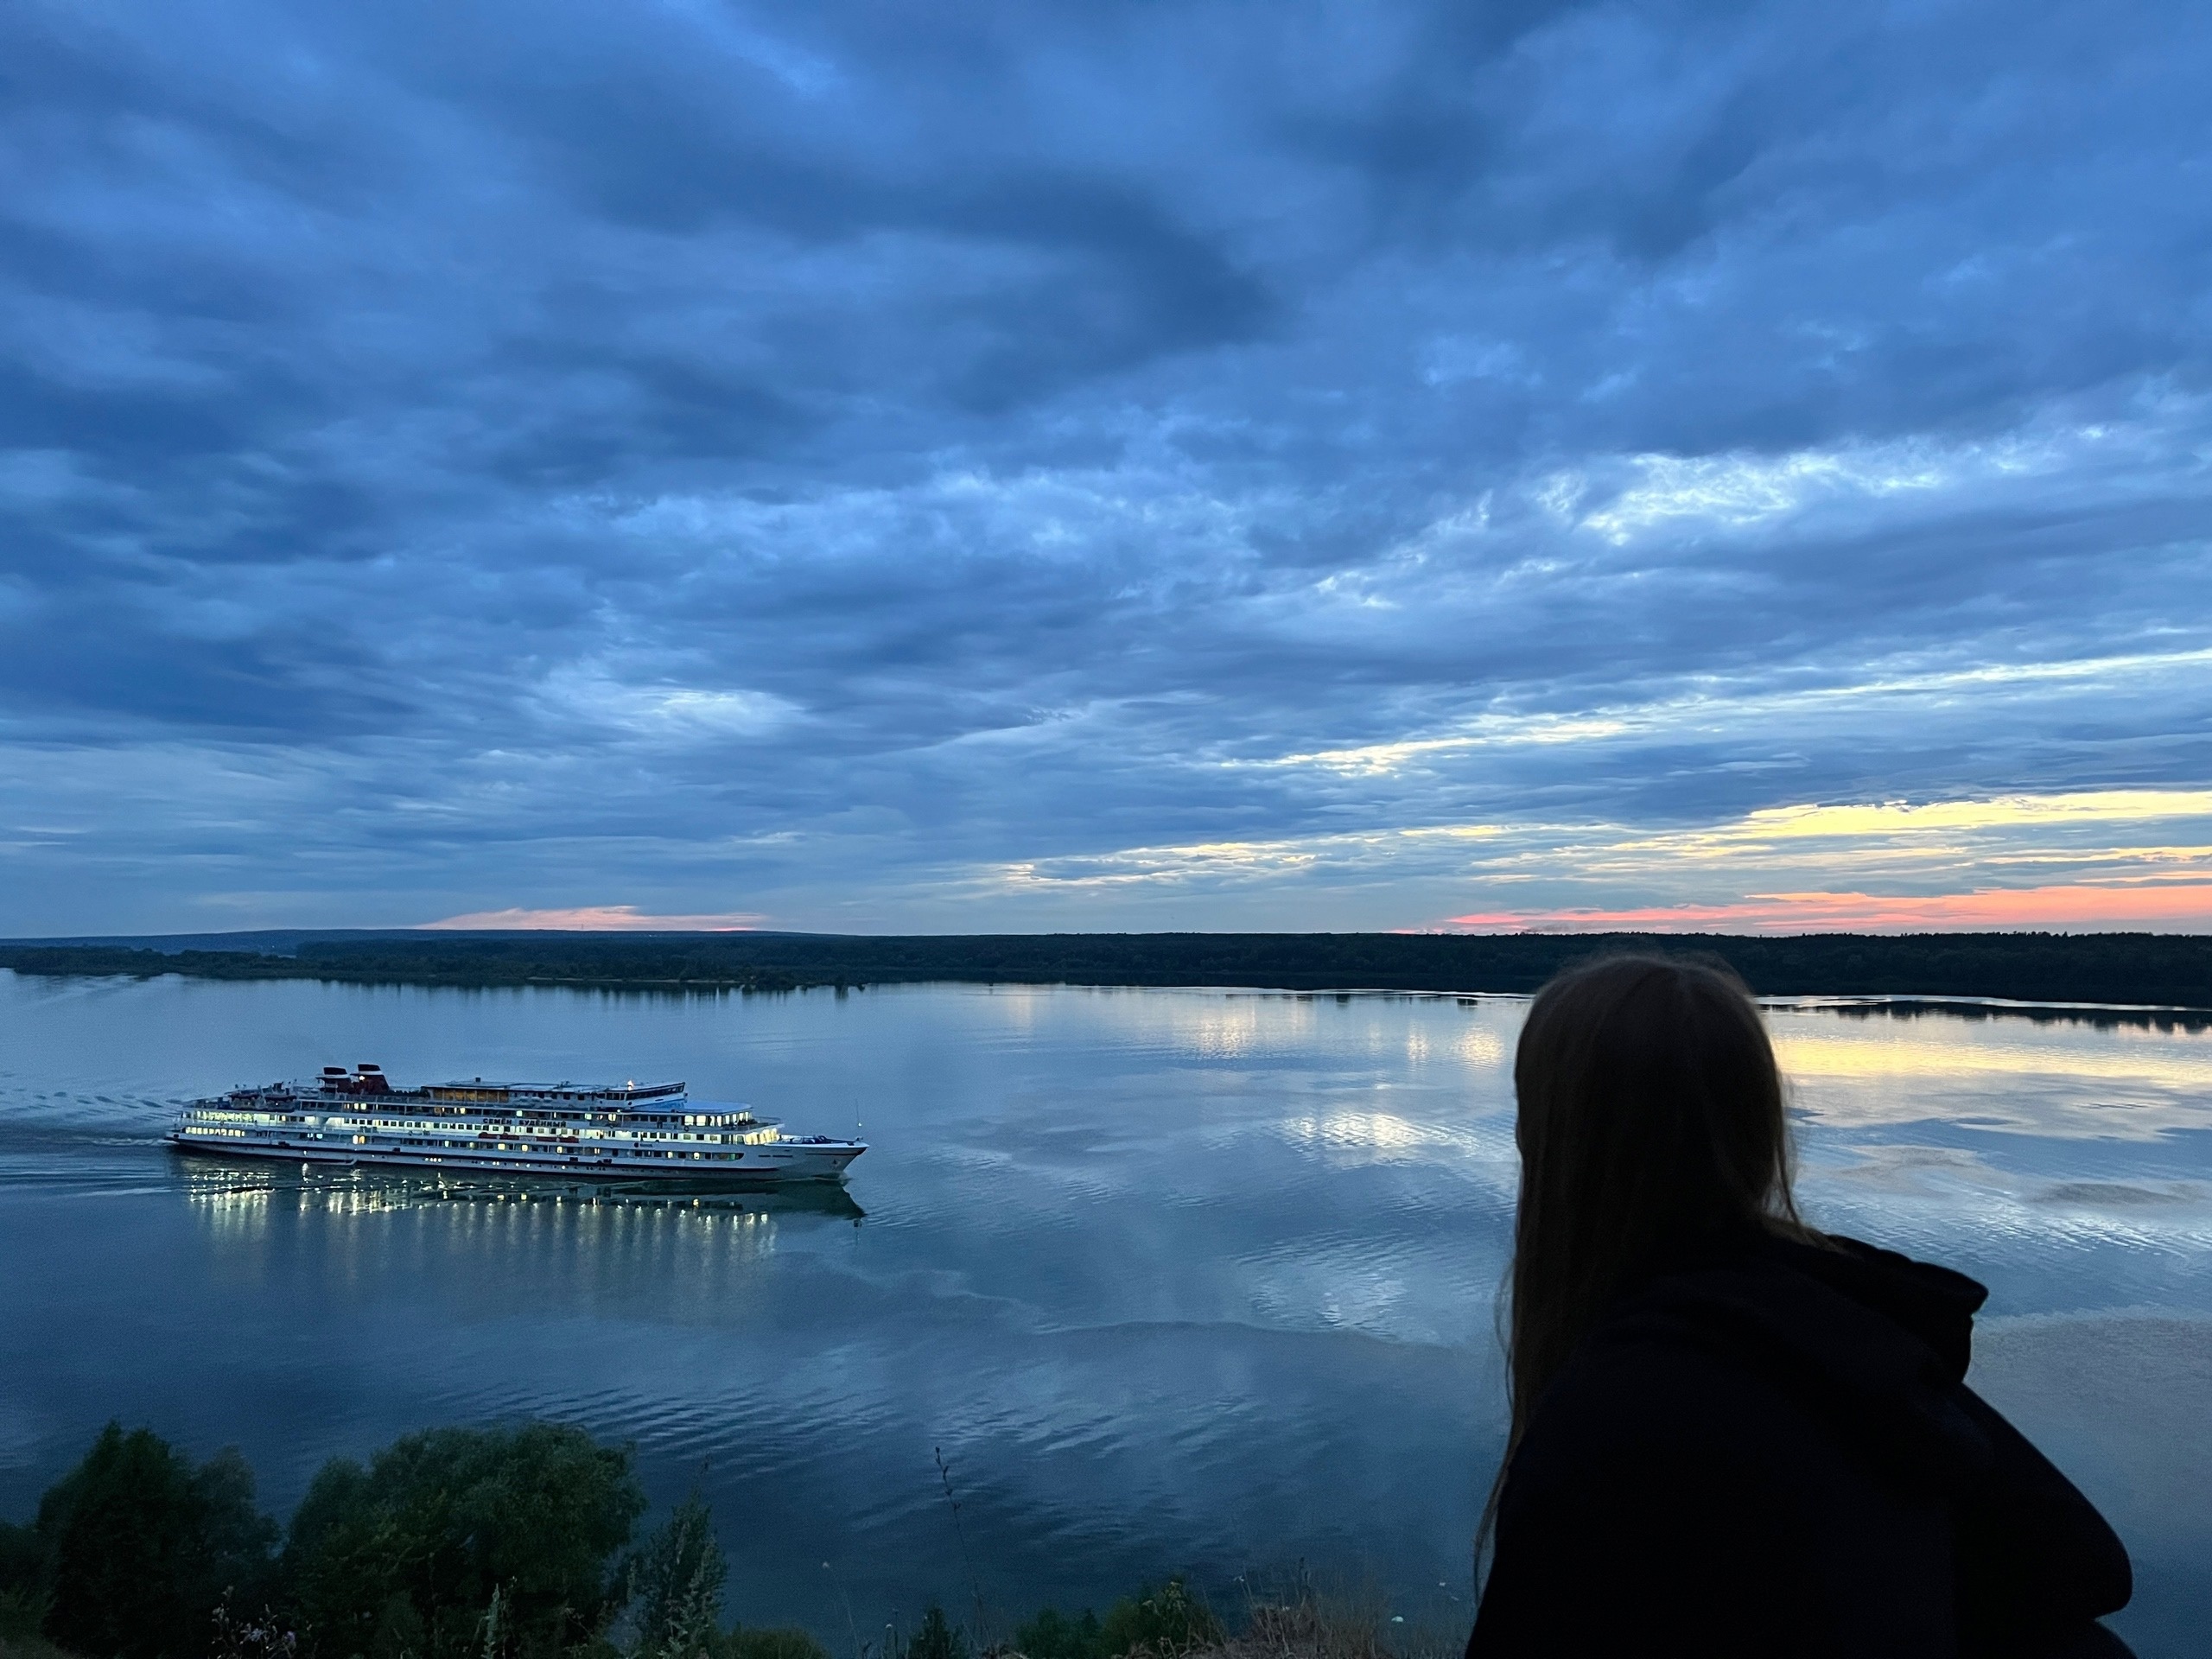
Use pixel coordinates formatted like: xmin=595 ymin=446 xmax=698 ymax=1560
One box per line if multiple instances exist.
xmin=4 ymin=0 xmax=2212 ymax=938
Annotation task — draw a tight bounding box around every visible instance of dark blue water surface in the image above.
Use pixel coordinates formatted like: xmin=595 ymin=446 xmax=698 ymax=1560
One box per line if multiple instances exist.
xmin=1 ymin=974 xmax=2206 ymax=1654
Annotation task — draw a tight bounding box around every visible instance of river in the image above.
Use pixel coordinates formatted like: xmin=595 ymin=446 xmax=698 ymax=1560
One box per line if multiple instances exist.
xmin=0 ymin=971 xmax=2206 ymax=1654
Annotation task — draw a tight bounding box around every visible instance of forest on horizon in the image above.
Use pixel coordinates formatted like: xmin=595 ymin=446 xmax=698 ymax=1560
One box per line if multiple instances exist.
xmin=3 ymin=930 xmax=2211 ymax=1013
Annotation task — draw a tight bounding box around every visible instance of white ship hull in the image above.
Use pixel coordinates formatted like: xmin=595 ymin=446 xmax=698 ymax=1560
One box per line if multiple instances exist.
xmin=170 ymin=1136 xmax=864 ymax=1183
xmin=168 ymin=1065 xmax=864 ymax=1185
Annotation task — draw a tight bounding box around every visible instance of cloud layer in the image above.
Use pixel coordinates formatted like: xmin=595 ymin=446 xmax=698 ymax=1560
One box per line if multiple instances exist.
xmin=3 ymin=0 xmax=2210 ymax=933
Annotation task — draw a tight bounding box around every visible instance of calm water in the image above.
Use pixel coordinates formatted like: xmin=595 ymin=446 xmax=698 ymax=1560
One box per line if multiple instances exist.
xmin=2 ymin=974 xmax=2209 ymax=1655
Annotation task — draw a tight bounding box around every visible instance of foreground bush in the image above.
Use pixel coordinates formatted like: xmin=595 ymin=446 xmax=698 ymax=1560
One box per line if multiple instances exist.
xmin=0 ymin=1423 xmax=819 ymax=1659
xmin=281 ymin=1422 xmax=645 ymax=1659
xmin=1014 ymin=1580 xmax=1222 ymax=1659
xmin=1 ymin=1423 xmax=276 ymax=1659
xmin=3 ymin=1421 xmax=1385 ymax=1659
xmin=714 ymin=1631 xmax=830 ymax=1659
xmin=0 ymin=1424 xmax=787 ymax=1659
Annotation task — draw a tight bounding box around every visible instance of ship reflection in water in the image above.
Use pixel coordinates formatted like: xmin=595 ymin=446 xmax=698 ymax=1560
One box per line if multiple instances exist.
xmin=177 ymin=1156 xmax=868 ymax=1220
xmin=1 ymin=975 xmax=2209 ymax=1659
xmin=176 ymin=1158 xmax=865 ymax=1314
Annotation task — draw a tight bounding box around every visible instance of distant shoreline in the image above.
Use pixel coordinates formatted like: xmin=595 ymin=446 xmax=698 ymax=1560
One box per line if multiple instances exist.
xmin=3 ymin=929 xmax=2211 ymax=1016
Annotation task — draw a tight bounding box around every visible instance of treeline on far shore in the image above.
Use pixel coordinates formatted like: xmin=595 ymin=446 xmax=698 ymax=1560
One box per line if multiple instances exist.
xmin=0 ymin=1420 xmax=1269 ymax=1659
xmin=3 ymin=930 xmax=2212 ymax=1011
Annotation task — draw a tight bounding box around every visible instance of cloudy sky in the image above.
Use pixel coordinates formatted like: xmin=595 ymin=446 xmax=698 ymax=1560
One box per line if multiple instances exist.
xmin=5 ymin=0 xmax=2212 ymax=937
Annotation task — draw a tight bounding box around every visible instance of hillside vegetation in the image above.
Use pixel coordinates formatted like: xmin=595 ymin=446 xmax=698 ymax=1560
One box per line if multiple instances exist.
xmin=0 ymin=1422 xmax=1404 ymax=1659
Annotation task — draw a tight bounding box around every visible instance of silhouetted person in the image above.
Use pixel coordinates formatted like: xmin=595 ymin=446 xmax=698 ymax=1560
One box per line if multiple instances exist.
xmin=1465 ymin=955 xmax=2133 ymax=1658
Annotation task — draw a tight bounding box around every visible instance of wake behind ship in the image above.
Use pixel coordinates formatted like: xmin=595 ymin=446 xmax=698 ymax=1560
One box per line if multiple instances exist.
xmin=168 ymin=1063 xmax=865 ymax=1183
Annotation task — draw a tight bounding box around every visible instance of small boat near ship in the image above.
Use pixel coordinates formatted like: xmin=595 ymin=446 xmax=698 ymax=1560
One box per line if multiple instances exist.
xmin=168 ymin=1063 xmax=865 ymax=1184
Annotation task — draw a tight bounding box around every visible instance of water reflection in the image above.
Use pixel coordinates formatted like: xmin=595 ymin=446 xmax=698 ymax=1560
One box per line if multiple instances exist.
xmin=1763 ymin=1001 xmax=2212 ymax=1142
xmin=175 ymin=1156 xmax=868 ymax=1220
xmin=175 ymin=1156 xmax=868 ymax=1321
xmin=1274 ymin=1110 xmax=1499 ymax=1158
xmin=1779 ymin=996 xmax=2212 ymax=1034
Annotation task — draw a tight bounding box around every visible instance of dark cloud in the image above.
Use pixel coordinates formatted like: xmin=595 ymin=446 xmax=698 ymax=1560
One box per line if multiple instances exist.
xmin=2 ymin=0 xmax=2210 ymax=931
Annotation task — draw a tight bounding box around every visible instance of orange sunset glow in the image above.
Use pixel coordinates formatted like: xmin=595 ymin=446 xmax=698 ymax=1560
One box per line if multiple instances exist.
xmin=1448 ymin=882 xmax=2212 ymax=933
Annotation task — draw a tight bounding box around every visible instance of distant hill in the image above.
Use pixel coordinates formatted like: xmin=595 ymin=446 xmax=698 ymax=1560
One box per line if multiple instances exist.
xmin=3 ymin=929 xmax=2211 ymax=1010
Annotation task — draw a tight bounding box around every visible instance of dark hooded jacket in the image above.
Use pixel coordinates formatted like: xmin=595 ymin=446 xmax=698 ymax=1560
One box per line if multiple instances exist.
xmin=1465 ymin=1229 xmax=2133 ymax=1658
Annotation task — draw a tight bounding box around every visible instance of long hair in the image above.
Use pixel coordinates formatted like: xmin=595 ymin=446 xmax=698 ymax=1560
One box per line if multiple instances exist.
xmin=1478 ymin=953 xmax=1809 ymax=1559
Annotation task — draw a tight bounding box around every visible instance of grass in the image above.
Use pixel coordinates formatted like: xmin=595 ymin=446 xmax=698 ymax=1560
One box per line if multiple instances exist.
xmin=1001 ymin=1573 xmax=1464 ymax=1659
xmin=1200 ymin=1575 xmax=1462 ymax=1659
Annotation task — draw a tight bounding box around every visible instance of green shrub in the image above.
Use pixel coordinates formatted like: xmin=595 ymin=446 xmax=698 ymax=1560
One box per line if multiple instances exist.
xmin=35 ymin=1424 xmax=276 ymax=1659
xmin=279 ymin=1423 xmax=645 ymax=1659
xmin=0 ymin=1518 xmax=42 ymax=1611
xmin=0 ymin=1630 xmax=86 ymax=1659
xmin=626 ymin=1495 xmax=725 ymax=1659
xmin=0 ymin=1588 xmax=46 ymax=1647
xmin=900 ymin=1605 xmax=967 ymax=1659
xmin=1096 ymin=1581 xmax=1220 ymax=1659
xmin=1015 ymin=1581 xmax=1218 ymax=1659
xmin=1012 ymin=1607 xmax=1103 ymax=1659
xmin=714 ymin=1628 xmax=829 ymax=1659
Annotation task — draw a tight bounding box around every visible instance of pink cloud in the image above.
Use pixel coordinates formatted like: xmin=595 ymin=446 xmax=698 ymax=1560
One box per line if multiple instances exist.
xmin=420 ymin=906 xmax=765 ymax=931
xmin=1445 ymin=882 xmax=2212 ymax=933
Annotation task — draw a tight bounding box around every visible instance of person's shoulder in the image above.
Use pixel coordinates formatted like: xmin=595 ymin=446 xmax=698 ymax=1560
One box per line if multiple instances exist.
xmin=1515 ymin=1281 xmax=1803 ymax=1478
xmin=1487 ymin=1274 xmax=1866 ymax=1647
xmin=1520 ymin=1230 xmax=2004 ymax=1511
xmin=1554 ymin=1246 xmax=1813 ymax=1400
xmin=1514 ymin=1236 xmax=1941 ymax=1480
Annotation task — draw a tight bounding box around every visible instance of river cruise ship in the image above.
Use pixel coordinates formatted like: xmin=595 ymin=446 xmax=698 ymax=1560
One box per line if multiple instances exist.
xmin=168 ymin=1063 xmax=865 ymax=1183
